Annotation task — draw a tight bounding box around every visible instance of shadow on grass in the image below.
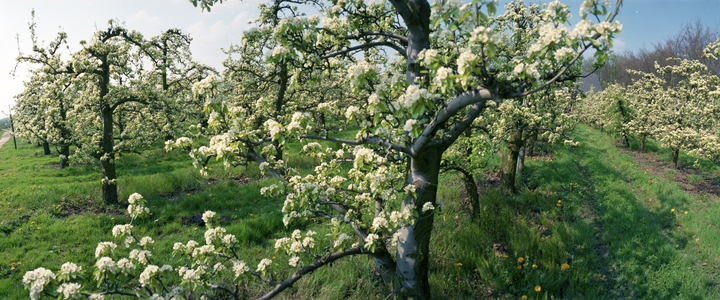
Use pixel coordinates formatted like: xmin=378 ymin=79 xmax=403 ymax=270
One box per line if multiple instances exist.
xmin=523 ymin=125 xmax=712 ymax=299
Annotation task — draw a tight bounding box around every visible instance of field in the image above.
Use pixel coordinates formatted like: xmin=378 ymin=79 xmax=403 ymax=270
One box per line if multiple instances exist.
xmin=3 ymin=125 xmax=720 ymax=299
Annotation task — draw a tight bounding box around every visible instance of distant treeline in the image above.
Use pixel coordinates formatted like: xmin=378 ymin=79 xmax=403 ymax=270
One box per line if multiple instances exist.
xmin=0 ymin=118 xmax=10 ymax=131
xmin=585 ymin=20 xmax=720 ymax=88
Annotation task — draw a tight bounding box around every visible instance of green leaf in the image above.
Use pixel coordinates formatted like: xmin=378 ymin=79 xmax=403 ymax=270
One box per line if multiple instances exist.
xmin=412 ymin=104 xmax=425 ymax=119
xmin=487 ymin=3 xmax=496 ymax=16
xmin=478 ymin=11 xmax=488 ymax=21
xmin=486 ymin=43 xmax=496 ymax=58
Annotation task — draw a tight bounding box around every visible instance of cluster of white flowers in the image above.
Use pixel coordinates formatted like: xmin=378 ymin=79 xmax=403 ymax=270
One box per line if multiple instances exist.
xmin=222 ymin=234 xmax=237 ymax=247
xmin=165 ymin=136 xmax=193 ymax=152
xmin=334 ymin=233 xmax=352 ymax=248
xmin=554 ymin=47 xmax=575 ymax=61
xmin=112 ymin=224 xmax=132 ymax=237
xmin=117 ymin=258 xmax=135 ymax=275
xmin=192 ymin=75 xmax=216 ymax=96
xmin=127 ymin=193 xmax=149 ymax=219
xmin=128 ymin=193 xmax=143 ymax=204
xmin=470 ymin=26 xmax=497 ymax=44
xmin=139 ymin=265 xmax=159 ymax=287
xmin=347 ymin=60 xmax=375 ymax=86
xmin=56 ymin=283 xmax=82 ymax=299
xmin=434 ymin=67 xmax=453 ymax=87
xmin=95 ymin=242 xmax=117 ymax=258
xmin=139 ymin=236 xmax=154 ymax=247
xmin=364 ymin=233 xmax=380 ymax=248
xmin=202 ymin=210 xmax=216 ymax=225
xmin=570 ymin=19 xmax=593 ymax=39
xmin=270 ymin=46 xmax=289 ymax=58
xmin=593 ymin=21 xmax=623 ymax=39
xmin=192 ymin=244 xmax=216 ymax=257
xmin=404 ymin=119 xmax=418 ymax=133
xmin=22 ymin=268 xmax=56 ymax=300
xmin=456 ymin=49 xmax=477 ymax=76
xmin=263 ymin=119 xmax=285 ymax=140
xmin=129 ymin=249 xmax=152 ymax=265
xmin=95 ymin=257 xmax=117 ymax=274
xmin=289 ymin=256 xmax=302 ymax=267
xmin=204 ymin=226 xmax=227 ymax=244
xmin=422 ymin=202 xmax=436 ymax=213
xmin=232 ymin=260 xmax=250 ymax=277
xmin=257 ymin=258 xmax=273 ymax=272
xmin=345 ymin=105 xmax=360 ymax=119
xmin=512 ymin=62 xmax=540 ymax=80
xmin=538 ymin=23 xmax=568 ymax=46
xmin=60 ymin=262 xmax=82 ymax=275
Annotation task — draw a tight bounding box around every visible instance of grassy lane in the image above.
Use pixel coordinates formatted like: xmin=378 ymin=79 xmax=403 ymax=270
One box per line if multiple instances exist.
xmin=568 ymin=125 xmax=720 ymax=299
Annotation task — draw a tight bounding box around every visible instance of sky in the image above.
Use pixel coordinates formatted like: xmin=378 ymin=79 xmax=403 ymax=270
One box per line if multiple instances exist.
xmin=1 ymin=0 xmax=719 ymax=116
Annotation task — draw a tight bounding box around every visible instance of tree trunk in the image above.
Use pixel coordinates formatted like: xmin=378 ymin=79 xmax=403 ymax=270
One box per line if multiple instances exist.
xmin=600 ymin=124 xmax=604 ymax=132
xmin=101 ymin=108 xmax=118 ymax=205
xmin=516 ymin=145 xmax=526 ymax=186
xmin=500 ymin=130 xmax=523 ymax=194
xmin=640 ymin=134 xmax=647 ymax=152
xmin=623 ymin=133 xmax=630 ymax=148
xmin=451 ymin=167 xmax=479 ymax=218
xmin=42 ymin=141 xmax=51 ymax=155
xmin=526 ymin=133 xmax=537 ymax=157
xmin=60 ymin=145 xmax=70 ymax=169
xmin=395 ymin=147 xmax=441 ymax=299
xmin=672 ymin=148 xmax=680 ymax=168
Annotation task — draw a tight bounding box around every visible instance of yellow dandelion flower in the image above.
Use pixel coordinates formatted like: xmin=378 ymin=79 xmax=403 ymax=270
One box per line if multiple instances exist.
xmin=518 ymin=257 xmax=524 ymax=263
xmin=671 ymin=209 xmax=675 ymax=212
xmin=503 ymin=254 xmax=508 ymax=258
xmin=684 ymin=211 xmax=688 ymax=214
xmin=517 ymin=265 xmax=522 ymax=269
xmin=522 ymin=296 xmax=528 ymax=300
xmin=532 ymin=264 xmax=537 ymax=268
xmin=456 ymin=263 xmax=462 ymax=266
xmin=561 ymin=263 xmax=570 ymax=271
xmin=558 ymin=200 xmax=562 ymax=203
xmin=535 ymin=286 xmax=541 ymax=292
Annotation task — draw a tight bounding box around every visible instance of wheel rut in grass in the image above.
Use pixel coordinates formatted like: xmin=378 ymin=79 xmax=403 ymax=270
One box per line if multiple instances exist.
xmin=575 ymin=154 xmax=616 ymax=293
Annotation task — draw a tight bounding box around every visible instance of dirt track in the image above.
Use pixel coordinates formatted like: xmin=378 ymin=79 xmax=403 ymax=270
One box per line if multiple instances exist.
xmin=0 ymin=131 xmax=12 ymax=149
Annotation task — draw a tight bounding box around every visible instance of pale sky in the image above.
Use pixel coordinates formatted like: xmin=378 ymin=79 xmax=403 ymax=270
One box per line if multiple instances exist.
xmin=1 ymin=0 xmax=718 ymax=116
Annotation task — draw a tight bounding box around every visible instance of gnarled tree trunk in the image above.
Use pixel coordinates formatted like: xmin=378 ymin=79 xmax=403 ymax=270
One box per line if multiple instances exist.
xmin=639 ymin=133 xmax=647 ymax=152
xmin=396 ymin=147 xmax=441 ymax=299
xmin=42 ymin=141 xmax=51 ymax=155
xmin=672 ymin=148 xmax=680 ymax=168
xmin=60 ymin=145 xmax=70 ymax=169
xmin=100 ymin=107 xmax=118 ymax=205
xmin=500 ymin=130 xmax=523 ymax=194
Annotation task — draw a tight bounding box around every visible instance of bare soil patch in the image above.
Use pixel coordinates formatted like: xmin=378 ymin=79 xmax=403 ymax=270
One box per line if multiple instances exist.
xmin=616 ymin=147 xmax=720 ymax=200
xmin=53 ymin=195 xmax=125 ymax=218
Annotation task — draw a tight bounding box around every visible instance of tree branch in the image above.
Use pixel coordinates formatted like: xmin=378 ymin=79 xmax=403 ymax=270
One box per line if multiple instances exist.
xmin=256 ymin=247 xmax=367 ymax=300
xmin=320 ymin=42 xmax=406 ymax=59
xmin=301 ymin=134 xmax=412 ymax=156
xmin=412 ymin=87 xmax=498 ymax=155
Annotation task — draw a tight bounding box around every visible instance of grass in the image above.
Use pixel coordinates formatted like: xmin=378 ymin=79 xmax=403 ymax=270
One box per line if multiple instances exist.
xmin=2 ymin=125 xmax=720 ymax=299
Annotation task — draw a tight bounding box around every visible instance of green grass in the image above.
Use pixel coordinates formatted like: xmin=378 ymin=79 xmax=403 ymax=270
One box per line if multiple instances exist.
xmin=2 ymin=126 xmax=720 ymax=299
